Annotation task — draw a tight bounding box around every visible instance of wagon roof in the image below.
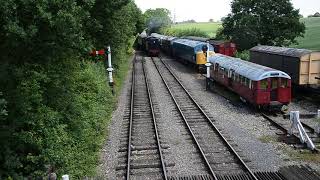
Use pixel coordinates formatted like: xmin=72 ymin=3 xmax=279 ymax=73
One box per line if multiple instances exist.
xmin=209 ymin=54 xmax=291 ymax=81
xmin=250 ymin=45 xmax=314 ymax=57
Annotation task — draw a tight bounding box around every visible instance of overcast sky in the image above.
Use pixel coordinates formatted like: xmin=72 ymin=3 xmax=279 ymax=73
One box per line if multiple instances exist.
xmin=134 ymin=0 xmax=320 ymax=22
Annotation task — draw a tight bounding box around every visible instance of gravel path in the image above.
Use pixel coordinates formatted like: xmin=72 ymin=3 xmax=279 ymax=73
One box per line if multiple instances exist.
xmin=162 ymin=56 xmax=320 ymax=172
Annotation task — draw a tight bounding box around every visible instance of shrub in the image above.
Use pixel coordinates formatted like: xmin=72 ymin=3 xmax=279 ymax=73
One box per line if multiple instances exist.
xmin=235 ymin=50 xmax=249 ymax=61
xmin=161 ymin=27 xmax=209 ymax=38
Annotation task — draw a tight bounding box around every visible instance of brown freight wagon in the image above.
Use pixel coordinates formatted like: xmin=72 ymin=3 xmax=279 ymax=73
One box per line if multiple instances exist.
xmin=249 ymin=46 xmax=320 ymax=87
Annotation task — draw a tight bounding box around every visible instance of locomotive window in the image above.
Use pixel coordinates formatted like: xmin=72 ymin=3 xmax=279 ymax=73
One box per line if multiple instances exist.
xmin=260 ymin=79 xmax=268 ymax=90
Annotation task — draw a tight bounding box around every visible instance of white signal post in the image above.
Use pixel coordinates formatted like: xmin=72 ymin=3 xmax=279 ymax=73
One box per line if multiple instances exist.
xmin=316 ymin=110 xmax=320 ymax=134
xmin=62 ymin=175 xmax=69 ymax=180
xmin=205 ymin=42 xmax=212 ymax=90
xmin=106 ymin=46 xmax=114 ymax=94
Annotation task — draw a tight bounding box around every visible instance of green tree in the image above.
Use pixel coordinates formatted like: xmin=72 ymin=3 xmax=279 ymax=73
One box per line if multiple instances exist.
xmin=0 ymin=0 xmax=95 ymax=64
xmin=220 ymin=0 xmax=305 ymax=50
xmin=0 ymin=0 xmax=143 ymax=178
xmin=144 ymin=8 xmax=172 ymax=33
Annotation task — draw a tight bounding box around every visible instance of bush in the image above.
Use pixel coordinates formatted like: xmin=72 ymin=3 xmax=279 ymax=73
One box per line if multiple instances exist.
xmin=0 ymin=59 xmax=116 ymax=178
xmin=161 ymin=27 xmax=209 ymax=38
xmin=235 ymin=50 xmax=249 ymax=61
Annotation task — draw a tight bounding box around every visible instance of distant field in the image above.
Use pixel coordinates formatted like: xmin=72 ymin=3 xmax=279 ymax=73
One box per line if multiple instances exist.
xmin=290 ymin=17 xmax=320 ymax=50
xmin=171 ymin=22 xmax=221 ymax=37
xmin=171 ymin=18 xmax=320 ymax=50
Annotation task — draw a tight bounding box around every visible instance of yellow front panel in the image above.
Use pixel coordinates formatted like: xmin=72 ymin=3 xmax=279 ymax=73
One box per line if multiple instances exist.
xmin=196 ymin=51 xmax=215 ymax=65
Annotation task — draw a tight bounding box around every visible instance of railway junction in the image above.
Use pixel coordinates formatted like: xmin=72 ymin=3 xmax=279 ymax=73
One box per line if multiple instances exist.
xmin=100 ymin=52 xmax=320 ymax=180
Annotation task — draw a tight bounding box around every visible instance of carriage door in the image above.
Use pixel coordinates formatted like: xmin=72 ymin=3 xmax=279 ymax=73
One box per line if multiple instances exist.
xmin=270 ymin=78 xmax=278 ymax=101
xmin=228 ymin=69 xmax=234 ymax=87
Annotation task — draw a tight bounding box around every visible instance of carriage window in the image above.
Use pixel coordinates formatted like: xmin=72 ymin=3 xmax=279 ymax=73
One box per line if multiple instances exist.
xmin=245 ymin=78 xmax=250 ymax=87
xmin=271 ymin=78 xmax=278 ymax=89
xmin=241 ymin=77 xmax=246 ymax=85
xmin=232 ymin=72 xmax=236 ymax=80
xmin=249 ymin=80 xmax=253 ymax=89
xmin=280 ymin=78 xmax=288 ymax=88
xmin=260 ymin=79 xmax=268 ymax=90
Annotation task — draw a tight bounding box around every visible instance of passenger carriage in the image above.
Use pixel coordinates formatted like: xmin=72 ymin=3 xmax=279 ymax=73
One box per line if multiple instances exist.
xmin=209 ymin=54 xmax=292 ymax=109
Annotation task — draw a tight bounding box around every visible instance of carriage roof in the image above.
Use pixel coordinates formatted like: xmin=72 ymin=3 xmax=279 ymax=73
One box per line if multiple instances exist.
xmin=209 ymin=54 xmax=291 ymax=81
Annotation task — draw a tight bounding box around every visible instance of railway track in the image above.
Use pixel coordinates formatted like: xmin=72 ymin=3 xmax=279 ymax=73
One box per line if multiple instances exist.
xmin=119 ymin=55 xmax=167 ymax=179
xmin=151 ymin=57 xmax=259 ymax=180
xmin=261 ymin=113 xmax=320 ymax=151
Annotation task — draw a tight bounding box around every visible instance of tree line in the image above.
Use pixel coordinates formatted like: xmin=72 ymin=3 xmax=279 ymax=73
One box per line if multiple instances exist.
xmin=0 ymin=0 xmax=144 ymax=179
xmin=217 ymin=0 xmax=306 ymax=50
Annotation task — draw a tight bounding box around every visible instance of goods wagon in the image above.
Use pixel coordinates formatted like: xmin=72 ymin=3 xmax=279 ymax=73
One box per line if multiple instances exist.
xmin=250 ymin=46 xmax=320 ymax=87
xmin=172 ymin=39 xmax=215 ymax=65
xmin=209 ymin=54 xmax=291 ymax=109
xmin=184 ymin=36 xmax=237 ymax=56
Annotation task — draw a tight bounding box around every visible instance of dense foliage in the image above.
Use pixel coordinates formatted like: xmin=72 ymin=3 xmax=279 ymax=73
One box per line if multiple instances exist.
xmin=219 ymin=0 xmax=305 ymax=50
xmin=161 ymin=27 xmax=209 ymax=38
xmin=0 ymin=0 xmax=143 ymax=179
xmin=235 ymin=50 xmax=250 ymax=61
xmin=144 ymin=8 xmax=172 ymax=33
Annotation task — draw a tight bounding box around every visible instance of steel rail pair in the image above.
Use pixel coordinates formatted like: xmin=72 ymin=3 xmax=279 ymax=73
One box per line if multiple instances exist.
xmin=152 ymin=57 xmax=259 ymax=180
xmin=126 ymin=56 xmax=167 ymax=180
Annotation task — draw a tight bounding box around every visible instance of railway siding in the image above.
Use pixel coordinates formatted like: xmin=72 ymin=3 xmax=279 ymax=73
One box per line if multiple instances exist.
xmin=161 ymin=55 xmax=294 ymax=171
xmin=152 ymin=57 xmax=258 ymax=179
xmin=100 ymin=52 xmax=320 ymax=179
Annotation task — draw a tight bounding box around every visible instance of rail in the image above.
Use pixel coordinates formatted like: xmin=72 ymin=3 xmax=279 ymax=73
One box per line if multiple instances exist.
xmin=152 ymin=57 xmax=258 ymax=180
xmin=126 ymin=55 xmax=167 ymax=180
